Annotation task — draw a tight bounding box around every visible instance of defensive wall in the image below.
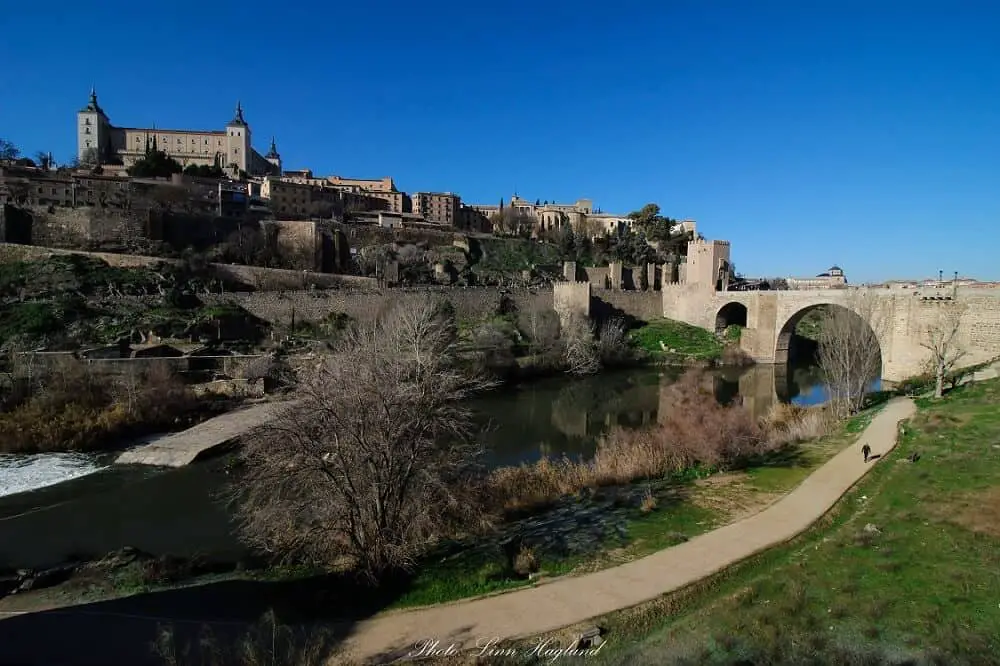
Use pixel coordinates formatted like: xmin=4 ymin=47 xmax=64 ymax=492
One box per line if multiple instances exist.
xmin=0 ymin=242 xmax=378 ymax=290
xmin=202 ymin=287 xmax=555 ymax=327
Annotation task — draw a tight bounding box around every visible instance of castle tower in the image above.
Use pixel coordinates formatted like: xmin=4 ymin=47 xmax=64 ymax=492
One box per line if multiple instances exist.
xmin=685 ymin=238 xmax=732 ymax=292
xmin=225 ymin=101 xmax=251 ymax=177
xmin=77 ymin=87 xmax=111 ymax=164
xmin=264 ymin=136 xmax=282 ymax=175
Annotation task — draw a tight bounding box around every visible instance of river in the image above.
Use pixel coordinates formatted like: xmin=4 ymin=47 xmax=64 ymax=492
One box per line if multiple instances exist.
xmin=0 ymin=363 xmax=835 ymax=569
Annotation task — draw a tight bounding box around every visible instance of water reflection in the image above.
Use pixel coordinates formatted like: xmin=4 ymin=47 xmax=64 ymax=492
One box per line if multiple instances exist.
xmin=474 ymin=363 xmax=836 ymax=467
xmin=0 ymin=362 xmax=851 ymax=569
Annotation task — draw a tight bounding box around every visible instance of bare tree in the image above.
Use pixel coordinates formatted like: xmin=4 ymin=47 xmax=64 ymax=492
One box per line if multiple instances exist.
xmin=817 ymin=291 xmax=885 ymax=419
xmin=920 ymin=303 xmax=967 ymax=398
xmin=490 ymin=208 xmax=535 ymax=237
xmin=561 ymin=313 xmax=600 ymax=375
xmin=223 ymin=224 xmax=267 ymax=266
xmin=232 ymin=297 xmax=496 ymax=582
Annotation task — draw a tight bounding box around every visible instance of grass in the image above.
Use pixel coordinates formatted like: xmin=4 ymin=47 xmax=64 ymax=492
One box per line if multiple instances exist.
xmin=630 ymin=318 xmax=724 ymax=360
xmin=488 ymin=378 xmax=1000 ymax=666
xmin=381 ymin=398 xmax=866 ymax=611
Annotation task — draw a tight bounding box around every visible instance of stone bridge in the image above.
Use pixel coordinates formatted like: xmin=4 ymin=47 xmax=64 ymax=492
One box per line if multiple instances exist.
xmin=662 ymin=285 xmax=1000 ymax=383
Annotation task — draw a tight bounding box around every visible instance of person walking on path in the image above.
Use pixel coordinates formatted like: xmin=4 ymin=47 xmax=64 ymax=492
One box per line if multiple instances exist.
xmin=862 ymin=443 xmax=872 ymax=463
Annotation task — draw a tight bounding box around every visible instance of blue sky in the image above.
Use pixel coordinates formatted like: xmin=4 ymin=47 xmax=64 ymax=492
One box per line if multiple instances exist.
xmin=2 ymin=0 xmax=998 ymax=282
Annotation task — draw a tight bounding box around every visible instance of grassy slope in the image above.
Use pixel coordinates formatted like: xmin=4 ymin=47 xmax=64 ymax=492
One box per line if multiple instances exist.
xmin=529 ymin=379 xmax=1000 ymax=666
xmin=630 ymin=319 xmax=724 ymax=361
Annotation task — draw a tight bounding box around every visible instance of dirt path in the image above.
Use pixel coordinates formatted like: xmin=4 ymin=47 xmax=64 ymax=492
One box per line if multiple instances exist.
xmin=334 ymin=397 xmax=916 ymax=664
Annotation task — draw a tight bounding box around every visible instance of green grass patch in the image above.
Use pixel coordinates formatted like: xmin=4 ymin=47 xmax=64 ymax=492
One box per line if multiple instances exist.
xmin=530 ymin=380 xmax=1000 ymax=666
xmin=630 ymin=318 xmax=724 ymax=360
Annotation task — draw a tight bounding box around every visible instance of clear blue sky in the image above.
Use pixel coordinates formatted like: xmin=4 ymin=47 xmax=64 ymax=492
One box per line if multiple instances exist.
xmin=2 ymin=0 xmax=998 ymax=282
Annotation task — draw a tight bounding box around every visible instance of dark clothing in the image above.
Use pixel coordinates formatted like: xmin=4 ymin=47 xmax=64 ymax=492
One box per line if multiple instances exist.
xmin=862 ymin=444 xmax=872 ymax=463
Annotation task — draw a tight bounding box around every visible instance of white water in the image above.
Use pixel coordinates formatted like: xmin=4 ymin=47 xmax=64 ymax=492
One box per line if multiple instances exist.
xmin=0 ymin=453 xmax=106 ymax=498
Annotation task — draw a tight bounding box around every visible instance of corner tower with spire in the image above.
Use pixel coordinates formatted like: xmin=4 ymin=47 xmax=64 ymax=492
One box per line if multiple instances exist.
xmin=76 ymin=87 xmax=112 ymax=164
xmin=264 ymin=136 xmax=282 ymax=175
xmin=225 ymin=100 xmax=251 ymax=177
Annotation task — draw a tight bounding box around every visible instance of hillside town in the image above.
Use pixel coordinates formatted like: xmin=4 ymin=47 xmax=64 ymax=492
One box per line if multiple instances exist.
xmin=0 ymin=92 xmax=683 ymax=243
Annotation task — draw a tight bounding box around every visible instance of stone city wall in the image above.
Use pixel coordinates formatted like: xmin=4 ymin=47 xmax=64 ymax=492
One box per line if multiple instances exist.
xmin=592 ymin=288 xmax=664 ymax=322
xmin=203 ymin=287 xmax=555 ymax=327
xmin=0 ymin=243 xmax=378 ymax=290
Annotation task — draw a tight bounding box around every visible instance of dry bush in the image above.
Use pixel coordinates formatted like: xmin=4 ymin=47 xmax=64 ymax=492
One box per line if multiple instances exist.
xmin=513 ymin=545 xmax=540 ymax=577
xmin=522 ymin=308 xmax=561 ymax=353
xmin=487 ymin=370 xmax=769 ymax=514
xmin=0 ymin=359 xmax=202 ymax=453
xmin=232 ymin=296 xmax=497 ymax=583
xmin=640 ymin=488 xmax=658 ymax=513
xmin=720 ymin=344 xmax=754 ymax=367
xmin=561 ymin=313 xmax=600 ymax=375
xmin=597 ymin=316 xmax=634 ymax=366
xmin=762 ymin=402 xmax=833 ymax=447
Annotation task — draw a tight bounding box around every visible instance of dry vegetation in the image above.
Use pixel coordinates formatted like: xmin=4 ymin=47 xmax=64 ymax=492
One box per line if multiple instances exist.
xmin=487 ymin=371 xmax=832 ymax=516
xmin=0 ymin=358 xmax=220 ymax=453
xmin=231 ymin=299 xmax=831 ymax=587
xmin=232 ymin=296 xmax=498 ymax=583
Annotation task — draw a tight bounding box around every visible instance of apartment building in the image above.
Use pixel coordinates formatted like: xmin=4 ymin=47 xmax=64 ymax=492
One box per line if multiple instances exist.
xmin=258 ymin=176 xmax=389 ymax=219
xmin=279 ymin=170 xmax=408 ymax=213
xmin=411 ymin=191 xmax=460 ymax=226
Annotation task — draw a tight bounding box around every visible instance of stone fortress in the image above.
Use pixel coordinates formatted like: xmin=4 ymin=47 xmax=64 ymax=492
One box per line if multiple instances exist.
xmin=76 ymin=89 xmax=281 ymax=178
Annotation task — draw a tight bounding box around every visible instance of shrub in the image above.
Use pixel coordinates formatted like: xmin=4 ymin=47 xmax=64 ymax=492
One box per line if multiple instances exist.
xmin=512 ymin=545 xmax=540 ymax=577
xmin=0 ymin=360 xmax=208 ymax=453
xmin=719 ymin=345 xmax=754 ymax=367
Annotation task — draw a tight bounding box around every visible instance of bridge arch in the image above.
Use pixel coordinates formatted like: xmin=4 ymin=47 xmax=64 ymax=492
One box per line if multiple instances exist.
xmin=775 ymin=303 xmax=884 ymax=375
xmin=715 ymin=301 xmax=748 ymax=335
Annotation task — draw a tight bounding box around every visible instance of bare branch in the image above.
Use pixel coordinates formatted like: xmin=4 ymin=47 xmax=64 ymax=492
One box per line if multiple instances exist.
xmin=230 ymin=296 xmax=497 ymax=582
xmin=816 ymin=291 xmax=884 ymax=419
xmin=919 ymin=303 xmax=967 ymax=398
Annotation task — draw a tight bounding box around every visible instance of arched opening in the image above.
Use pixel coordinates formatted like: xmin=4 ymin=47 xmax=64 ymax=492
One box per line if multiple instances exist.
xmin=775 ymin=304 xmax=883 ymax=405
xmin=715 ymin=301 xmax=748 ymax=336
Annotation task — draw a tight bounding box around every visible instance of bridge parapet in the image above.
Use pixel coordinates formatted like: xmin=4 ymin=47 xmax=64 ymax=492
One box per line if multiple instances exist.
xmin=664 ymin=286 xmax=1000 ymax=382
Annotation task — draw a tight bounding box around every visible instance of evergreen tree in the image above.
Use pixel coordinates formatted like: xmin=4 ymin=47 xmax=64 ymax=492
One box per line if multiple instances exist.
xmin=558 ymin=223 xmax=576 ymax=258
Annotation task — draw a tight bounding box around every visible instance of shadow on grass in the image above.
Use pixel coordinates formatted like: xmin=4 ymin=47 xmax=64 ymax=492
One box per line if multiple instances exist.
xmin=736 ymin=444 xmax=812 ymax=472
xmin=0 ymin=570 xmax=422 ymax=666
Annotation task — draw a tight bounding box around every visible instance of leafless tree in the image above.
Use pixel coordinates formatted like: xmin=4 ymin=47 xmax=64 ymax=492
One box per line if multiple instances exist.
xmin=561 ymin=313 xmax=600 ymax=375
xmin=920 ymin=303 xmax=967 ymax=398
xmin=223 ymin=224 xmax=267 ymax=266
xmin=817 ymin=291 xmax=885 ymax=419
xmin=231 ymin=297 xmax=497 ymax=582
xmin=597 ymin=317 xmax=632 ymax=366
xmin=490 ymin=208 xmax=535 ymax=237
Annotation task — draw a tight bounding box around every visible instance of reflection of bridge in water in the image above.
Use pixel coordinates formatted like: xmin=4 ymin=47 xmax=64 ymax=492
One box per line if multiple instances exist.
xmin=548 ymin=364 xmax=819 ymax=441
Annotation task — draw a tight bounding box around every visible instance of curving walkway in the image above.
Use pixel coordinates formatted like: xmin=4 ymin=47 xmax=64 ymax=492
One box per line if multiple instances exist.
xmin=335 ymin=397 xmax=916 ymax=664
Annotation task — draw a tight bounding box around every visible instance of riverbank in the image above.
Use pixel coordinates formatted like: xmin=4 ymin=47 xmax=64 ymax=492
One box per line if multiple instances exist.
xmin=484 ymin=377 xmax=1000 ymax=666
xmin=0 ymin=384 xmax=863 ymax=618
xmin=0 ymin=389 xmax=911 ymax=666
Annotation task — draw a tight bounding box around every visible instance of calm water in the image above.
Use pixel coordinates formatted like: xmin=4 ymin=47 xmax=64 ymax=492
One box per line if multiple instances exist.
xmin=0 ymin=363 xmax=835 ymax=569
